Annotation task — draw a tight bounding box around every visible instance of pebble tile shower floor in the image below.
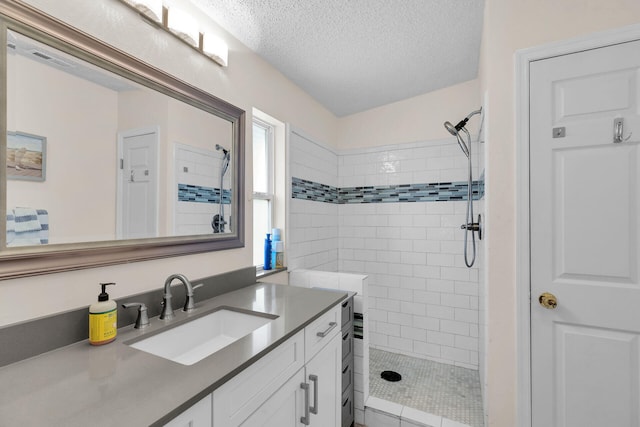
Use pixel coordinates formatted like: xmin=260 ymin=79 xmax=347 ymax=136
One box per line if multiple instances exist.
xmin=369 ymin=348 xmax=484 ymax=427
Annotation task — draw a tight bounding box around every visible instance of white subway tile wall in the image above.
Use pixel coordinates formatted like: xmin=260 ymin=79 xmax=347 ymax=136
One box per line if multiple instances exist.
xmin=288 ymin=131 xmax=339 ymax=271
xmin=289 ymin=135 xmax=485 ymax=369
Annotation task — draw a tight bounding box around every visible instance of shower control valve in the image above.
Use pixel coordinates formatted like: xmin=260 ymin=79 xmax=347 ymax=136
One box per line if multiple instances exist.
xmin=460 ymin=214 xmax=482 ymax=240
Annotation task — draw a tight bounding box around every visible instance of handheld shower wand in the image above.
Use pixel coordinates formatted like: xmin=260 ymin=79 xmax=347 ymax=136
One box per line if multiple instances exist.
xmin=212 ymin=144 xmax=230 ymax=233
xmin=443 ymin=108 xmax=482 ymax=268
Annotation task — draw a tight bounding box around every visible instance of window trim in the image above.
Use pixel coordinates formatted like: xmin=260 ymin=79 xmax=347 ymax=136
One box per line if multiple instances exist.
xmin=252 ymin=117 xmax=275 ymax=267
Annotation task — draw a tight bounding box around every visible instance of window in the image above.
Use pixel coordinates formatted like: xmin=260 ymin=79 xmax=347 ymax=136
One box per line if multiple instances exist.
xmin=252 ymin=118 xmax=274 ymax=267
xmin=252 ymin=109 xmax=286 ymax=269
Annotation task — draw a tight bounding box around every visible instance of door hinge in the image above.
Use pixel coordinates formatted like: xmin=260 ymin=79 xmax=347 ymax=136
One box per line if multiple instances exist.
xmin=120 ymin=158 xmax=124 ymax=169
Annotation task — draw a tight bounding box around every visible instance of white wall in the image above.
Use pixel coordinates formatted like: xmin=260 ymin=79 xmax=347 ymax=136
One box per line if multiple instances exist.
xmin=479 ymin=1 xmax=640 ymax=426
xmin=0 ymin=0 xmax=337 ymax=327
xmin=337 ymin=79 xmax=481 ymax=149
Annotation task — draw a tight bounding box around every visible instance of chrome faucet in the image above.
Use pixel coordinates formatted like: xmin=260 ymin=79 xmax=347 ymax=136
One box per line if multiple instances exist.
xmin=160 ymin=273 xmax=202 ymax=320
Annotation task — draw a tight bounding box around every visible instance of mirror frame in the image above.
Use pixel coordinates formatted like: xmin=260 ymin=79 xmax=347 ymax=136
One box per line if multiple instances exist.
xmin=0 ymin=1 xmax=245 ymax=279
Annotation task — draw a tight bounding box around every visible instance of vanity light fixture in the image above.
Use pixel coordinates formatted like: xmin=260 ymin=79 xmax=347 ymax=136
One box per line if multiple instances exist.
xmin=166 ymin=6 xmax=199 ymax=47
xmin=203 ymin=33 xmax=228 ymax=67
xmin=120 ymin=0 xmax=164 ymax=24
xmin=118 ymin=0 xmax=229 ymax=67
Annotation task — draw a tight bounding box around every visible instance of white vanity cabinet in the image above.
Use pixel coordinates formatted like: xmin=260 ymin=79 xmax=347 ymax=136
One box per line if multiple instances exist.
xmin=212 ymin=303 xmax=342 ymax=426
xmin=164 ymin=394 xmax=212 ymax=427
xmin=237 ymin=368 xmax=306 ymax=426
xmin=301 ymin=304 xmax=342 ymax=427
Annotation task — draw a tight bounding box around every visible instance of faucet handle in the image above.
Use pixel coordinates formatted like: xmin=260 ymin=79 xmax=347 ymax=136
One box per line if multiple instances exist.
xmin=122 ymin=302 xmax=150 ymax=329
xmin=184 ymin=283 xmax=204 ymax=312
xmin=160 ymin=293 xmax=174 ymax=320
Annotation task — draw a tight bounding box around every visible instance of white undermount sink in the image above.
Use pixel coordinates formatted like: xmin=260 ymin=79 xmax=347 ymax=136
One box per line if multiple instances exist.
xmin=128 ymin=308 xmax=277 ymax=366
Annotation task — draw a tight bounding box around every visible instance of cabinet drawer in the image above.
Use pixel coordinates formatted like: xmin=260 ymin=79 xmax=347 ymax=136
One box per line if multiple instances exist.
xmin=305 ymin=303 xmax=341 ymax=363
xmin=341 ymin=329 xmax=353 ymax=361
xmin=341 ymin=360 xmax=353 ymax=394
xmin=341 ymin=390 xmax=354 ymax=427
xmin=213 ymin=330 xmax=304 ymax=426
xmin=340 ymin=298 xmax=353 ymax=328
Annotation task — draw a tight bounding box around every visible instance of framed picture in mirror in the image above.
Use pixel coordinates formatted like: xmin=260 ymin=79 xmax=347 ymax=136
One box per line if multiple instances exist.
xmin=7 ymin=131 xmax=46 ymax=182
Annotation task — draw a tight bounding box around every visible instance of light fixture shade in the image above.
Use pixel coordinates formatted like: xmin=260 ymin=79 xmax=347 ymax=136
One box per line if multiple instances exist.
xmin=167 ymin=7 xmax=199 ymax=47
xmin=122 ymin=0 xmax=163 ymax=23
xmin=203 ymin=33 xmax=228 ymax=67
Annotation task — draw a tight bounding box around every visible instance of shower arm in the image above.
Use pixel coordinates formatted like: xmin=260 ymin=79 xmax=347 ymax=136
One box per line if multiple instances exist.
xmin=454 ymin=108 xmax=483 ymax=132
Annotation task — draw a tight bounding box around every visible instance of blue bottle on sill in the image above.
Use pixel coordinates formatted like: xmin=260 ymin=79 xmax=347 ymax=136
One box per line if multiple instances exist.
xmin=271 ymin=228 xmax=281 ymax=269
xmin=264 ymin=233 xmax=272 ymax=270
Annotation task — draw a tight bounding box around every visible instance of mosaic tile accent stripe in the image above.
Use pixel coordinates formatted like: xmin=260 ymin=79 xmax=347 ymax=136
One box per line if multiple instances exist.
xmin=291 ymin=177 xmax=484 ymax=204
xmin=291 ymin=177 xmax=339 ymax=203
xmin=178 ymin=184 xmax=231 ymax=204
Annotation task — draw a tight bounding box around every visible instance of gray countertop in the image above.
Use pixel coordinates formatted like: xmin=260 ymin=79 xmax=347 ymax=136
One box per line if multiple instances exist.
xmin=0 ymin=283 xmax=346 ymax=426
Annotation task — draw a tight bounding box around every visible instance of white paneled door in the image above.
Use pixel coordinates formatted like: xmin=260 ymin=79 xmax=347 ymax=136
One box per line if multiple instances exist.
xmin=117 ymin=128 xmax=158 ymax=239
xmin=530 ymin=39 xmax=640 ymax=427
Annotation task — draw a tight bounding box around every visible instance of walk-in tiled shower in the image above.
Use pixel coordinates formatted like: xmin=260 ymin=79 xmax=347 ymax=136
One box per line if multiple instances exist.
xmin=288 ymin=128 xmax=486 ymax=426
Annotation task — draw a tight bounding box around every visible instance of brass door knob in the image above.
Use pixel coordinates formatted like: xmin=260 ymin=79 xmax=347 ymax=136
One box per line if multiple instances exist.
xmin=539 ymin=292 xmax=558 ymax=309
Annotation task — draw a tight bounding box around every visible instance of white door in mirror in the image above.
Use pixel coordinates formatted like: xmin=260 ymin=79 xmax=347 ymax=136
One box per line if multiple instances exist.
xmin=118 ymin=128 xmax=159 ymax=239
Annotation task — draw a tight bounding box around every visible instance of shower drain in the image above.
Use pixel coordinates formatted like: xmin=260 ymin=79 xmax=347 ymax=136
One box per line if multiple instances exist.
xmin=380 ymin=370 xmax=402 ymax=382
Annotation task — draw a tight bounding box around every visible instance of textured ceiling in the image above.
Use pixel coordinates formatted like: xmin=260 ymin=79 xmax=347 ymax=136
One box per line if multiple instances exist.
xmin=191 ymin=0 xmax=484 ymax=117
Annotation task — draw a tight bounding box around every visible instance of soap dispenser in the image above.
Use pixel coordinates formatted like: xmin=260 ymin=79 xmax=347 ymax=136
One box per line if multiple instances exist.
xmin=89 ymin=282 xmax=117 ymax=346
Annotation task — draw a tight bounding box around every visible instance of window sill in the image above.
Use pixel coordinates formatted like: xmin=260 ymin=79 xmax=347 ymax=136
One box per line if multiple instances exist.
xmin=256 ymin=266 xmax=287 ymax=280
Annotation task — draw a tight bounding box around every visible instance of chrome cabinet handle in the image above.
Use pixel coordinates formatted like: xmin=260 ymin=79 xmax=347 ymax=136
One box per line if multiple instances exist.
xmin=300 ymin=382 xmax=310 ymax=425
xmin=309 ymin=374 xmax=319 ymax=414
xmin=316 ymin=321 xmax=337 ymax=338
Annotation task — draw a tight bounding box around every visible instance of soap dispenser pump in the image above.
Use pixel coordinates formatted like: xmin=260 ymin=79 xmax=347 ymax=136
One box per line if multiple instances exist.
xmin=89 ymin=282 xmax=117 ymax=346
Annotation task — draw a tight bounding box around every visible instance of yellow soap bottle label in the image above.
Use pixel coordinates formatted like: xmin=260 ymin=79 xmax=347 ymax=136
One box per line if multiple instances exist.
xmin=89 ymin=308 xmax=117 ymax=345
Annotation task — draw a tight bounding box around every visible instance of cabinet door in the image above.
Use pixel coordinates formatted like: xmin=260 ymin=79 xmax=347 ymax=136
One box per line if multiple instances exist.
xmin=163 ymin=394 xmax=212 ymax=427
xmin=213 ymin=331 xmax=304 ymax=426
xmin=306 ymin=333 xmax=341 ymax=427
xmin=239 ymin=368 xmax=305 ymax=427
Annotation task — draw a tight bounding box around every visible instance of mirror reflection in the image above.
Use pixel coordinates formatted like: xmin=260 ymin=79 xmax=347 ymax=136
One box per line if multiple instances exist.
xmin=6 ymin=29 xmax=234 ymax=247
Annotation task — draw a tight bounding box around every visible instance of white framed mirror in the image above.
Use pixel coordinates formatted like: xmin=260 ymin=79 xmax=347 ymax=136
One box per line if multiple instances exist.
xmin=0 ymin=1 xmax=245 ymax=279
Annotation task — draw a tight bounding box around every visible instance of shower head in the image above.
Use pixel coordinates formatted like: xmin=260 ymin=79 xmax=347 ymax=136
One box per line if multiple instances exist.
xmin=215 ymin=144 xmax=229 ymax=156
xmin=443 ymin=107 xmax=482 ymax=157
xmin=444 ymin=121 xmax=458 ymax=136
